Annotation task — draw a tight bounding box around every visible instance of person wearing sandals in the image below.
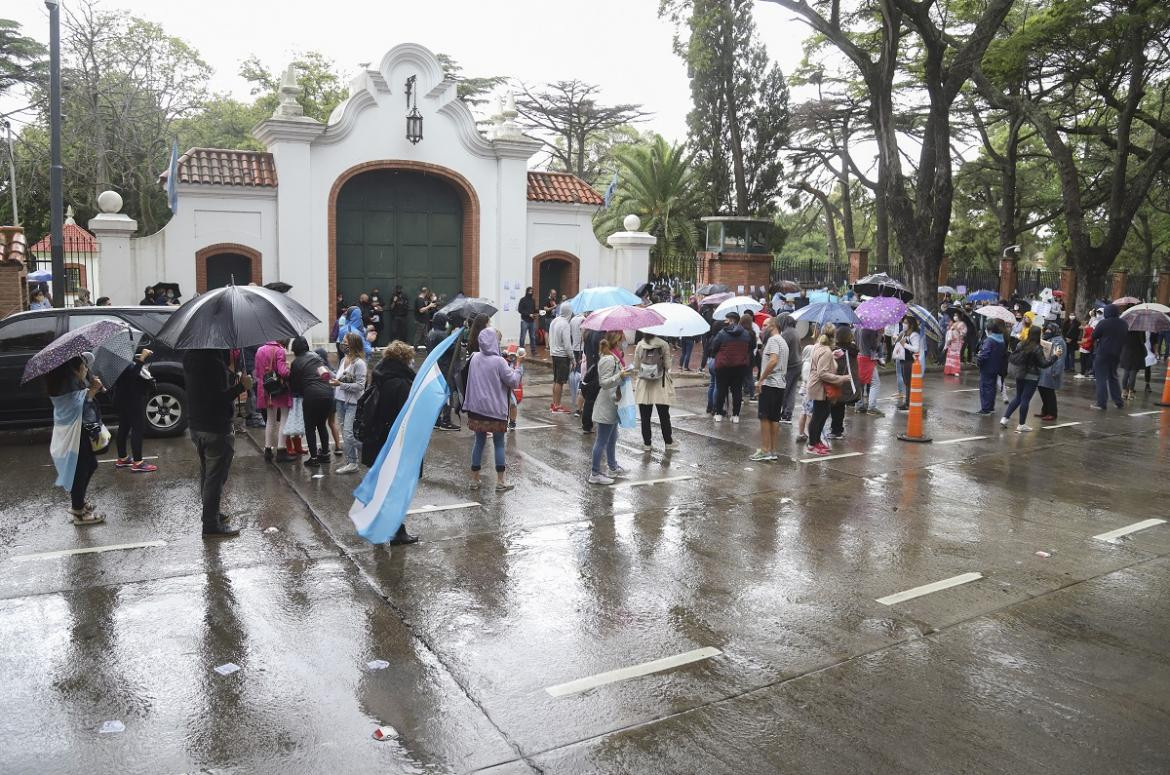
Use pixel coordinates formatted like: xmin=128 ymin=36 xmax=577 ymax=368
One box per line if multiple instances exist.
xmin=46 ymin=356 xmax=106 ymax=525
xmin=462 ymin=327 xmax=524 ymax=492
xmin=112 ymin=347 xmax=158 ymax=473
xmin=331 ymin=332 xmax=368 ymax=474
xmin=360 ymin=340 xmax=419 ymax=545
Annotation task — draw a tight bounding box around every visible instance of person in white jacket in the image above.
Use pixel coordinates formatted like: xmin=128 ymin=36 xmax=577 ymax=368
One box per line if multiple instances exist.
xmin=548 ymin=301 xmax=574 ymax=413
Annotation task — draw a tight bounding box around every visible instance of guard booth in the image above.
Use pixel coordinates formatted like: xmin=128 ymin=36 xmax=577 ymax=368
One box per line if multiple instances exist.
xmin=697 ymin=216 xmax=775 ymax=295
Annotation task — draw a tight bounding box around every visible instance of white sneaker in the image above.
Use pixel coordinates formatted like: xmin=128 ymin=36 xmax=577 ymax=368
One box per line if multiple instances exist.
xmin=335 ymin=463 xmax=358 ymax=474
xmin=1000 ymin=416 xmax=1009 ymax=427
xmin=731 ymin=415 xmax=740 ymax=424
xmin=587 ymin=473 xmax=614 ymax=485
xmin=607 ymin=466 xmax=629 ymax=478
xmin=713 ymin=414 xmax=723 ymax=423
xmin=1016 ymin=424 xmax=1033 ymax=433
xmin=1002 ymin=394 xmax=1009 ymax=404
xmin=642 ymin=444 xmax=652 ymax=452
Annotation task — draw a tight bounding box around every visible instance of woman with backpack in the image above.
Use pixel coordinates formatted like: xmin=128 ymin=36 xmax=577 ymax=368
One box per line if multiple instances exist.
xmin=288 ymin=337 xmax=334 ymax=466
xmin=1001 ymin=325 xmax=1060 ymax=433
xmin=633 ymin=331 xmax=676 ymax=451
xmin=463 ymin=327 xmax=525 ymax=492
xmin=254 ymin=339 xmax=293 ymax=462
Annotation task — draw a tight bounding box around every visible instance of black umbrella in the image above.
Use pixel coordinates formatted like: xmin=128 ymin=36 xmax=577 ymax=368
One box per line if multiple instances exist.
xmin=853 ymin=273 xmax=913 ymax=302
xmin=1008 ymin=298 xmax=1032 ymax=313
xmin=153 ymin=282 xmax=182 ymax=298
xmin=264 ymin=281 xmax=293 ymax=293
xmin=437 ymin=295 xmax=498 ymax=321
xmin=155 ymin=284 xmax=320 ymax=349
xmin=634 ymin=282 xmax=654 ymax=298
xmin=696 ymin=283 xmax=730 ymax=296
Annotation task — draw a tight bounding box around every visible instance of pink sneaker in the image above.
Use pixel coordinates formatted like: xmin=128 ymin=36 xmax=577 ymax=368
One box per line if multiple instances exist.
xmin=807 ymin=444 xmax=830 ymax=457
xmin=130 ymin=461 xmax=158 ymax=473
xmin=552 ymin=405 xmax=572 ymax=414
xmin=114 ymin=457 xmax=133 ymax=468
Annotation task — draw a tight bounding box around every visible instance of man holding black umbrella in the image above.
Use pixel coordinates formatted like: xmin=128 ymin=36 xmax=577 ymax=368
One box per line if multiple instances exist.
xmin=184 ymin=350 xmax=252 ymax=536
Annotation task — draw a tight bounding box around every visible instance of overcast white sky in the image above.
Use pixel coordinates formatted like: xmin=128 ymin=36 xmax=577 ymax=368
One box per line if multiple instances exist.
xmin=3 ymin=0 xmax=811 ymax=141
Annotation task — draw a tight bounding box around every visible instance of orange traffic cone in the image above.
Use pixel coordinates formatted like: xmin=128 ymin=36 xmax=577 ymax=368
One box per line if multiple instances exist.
xmin=897 ymin=358 xmax=932 ymax=443
xmin=1156 ymin=361 xmax=1170 ymax=407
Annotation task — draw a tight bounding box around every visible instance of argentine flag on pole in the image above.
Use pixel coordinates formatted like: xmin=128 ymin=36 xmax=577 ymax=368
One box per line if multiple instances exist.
xmin=167 ymin=141 xmax=180 ymax=214
xmin=349 ymin=328 xmax=463 ymax=544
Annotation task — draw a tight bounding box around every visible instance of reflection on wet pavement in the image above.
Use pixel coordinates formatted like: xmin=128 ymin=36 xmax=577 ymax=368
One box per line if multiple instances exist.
xmin=1 ymin=366 xmax=1168 ymax=772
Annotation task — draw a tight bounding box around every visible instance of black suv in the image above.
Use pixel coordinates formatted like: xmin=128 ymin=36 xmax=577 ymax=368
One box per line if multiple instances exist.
xmin=0 ymin=306 xmax=188 ymax=436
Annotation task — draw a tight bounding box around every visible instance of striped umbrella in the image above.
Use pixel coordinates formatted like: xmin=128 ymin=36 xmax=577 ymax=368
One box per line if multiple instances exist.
xmin=906 ymin=303 xmax=945 ymax=342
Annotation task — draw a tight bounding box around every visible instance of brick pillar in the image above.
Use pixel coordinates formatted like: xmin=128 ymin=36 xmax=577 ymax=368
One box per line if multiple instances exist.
xmin=848 ymin=248 xmax=869 ymax=283
xmin=1156 ymin=272 xmax=1170 ymax=306
xmin=1059 ymin=267 xmax=1077 ymax=308
xmin=1109 ymin=270 xmax=1128 ymax=300
xmin=999 ymin=257 xmax=1018 ymax=301
xmin=937 ymin=254 xmax=950 ymax=287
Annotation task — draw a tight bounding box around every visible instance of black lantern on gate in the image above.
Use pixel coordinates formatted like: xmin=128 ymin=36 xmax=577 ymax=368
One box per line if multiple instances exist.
xmin=405 ymin=74 xmax=423 ymax=144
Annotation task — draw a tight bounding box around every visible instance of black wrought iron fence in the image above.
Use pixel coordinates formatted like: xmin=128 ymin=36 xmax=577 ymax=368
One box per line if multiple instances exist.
xmin=1122 ymin=273 xmax=1157 ymax=301
xmin=770 ymin=259 xmax=850 ymax=289
xmin=650 ymin=252 xmax=699 ymax=283
xmin=28 ymin=231 xmax=100 ymax=307
xmin=943 ymin=268 xmax=1000 ymax=294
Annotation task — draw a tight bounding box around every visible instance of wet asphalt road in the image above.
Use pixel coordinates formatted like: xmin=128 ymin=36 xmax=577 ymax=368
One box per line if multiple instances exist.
xmin=1 ymin=364 xmax=1169 ymax=774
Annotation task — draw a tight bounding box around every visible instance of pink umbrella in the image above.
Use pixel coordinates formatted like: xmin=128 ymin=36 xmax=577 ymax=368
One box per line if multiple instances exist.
xmin=1113 ymin=296 xmax=1140 ymax=306
xmin=582 ymin=305 xmax=665 ymax=331
xmin=855 ymin=296 xmax=908 ymax=330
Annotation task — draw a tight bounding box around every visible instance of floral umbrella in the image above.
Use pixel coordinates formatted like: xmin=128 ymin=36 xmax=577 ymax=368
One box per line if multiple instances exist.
xmin=22 ymin=319 xmax=127 ymax=383
xmin=855 ymin=297 xmax=908 ymax=330
xmin=974 ymin=305 xmax=1017 ymax=324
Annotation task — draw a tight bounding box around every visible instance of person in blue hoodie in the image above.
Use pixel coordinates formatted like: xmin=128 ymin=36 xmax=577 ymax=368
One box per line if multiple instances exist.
xmin=337 ymin=306 xmax=373 ymax=356
xmin=976 ymin=319 xmax=1006 ymax=415
xmin=1090 ymin=303 xmax=1128 ymax=410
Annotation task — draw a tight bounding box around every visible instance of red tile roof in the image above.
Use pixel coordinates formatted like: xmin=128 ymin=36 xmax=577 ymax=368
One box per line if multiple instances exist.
xmin=30 ymin=221 xmax=98 ymax=253
xmin=527 ymin=171 xmax=604 ymax=206
xmin=159 ymin=148 xmax=278 ymax=188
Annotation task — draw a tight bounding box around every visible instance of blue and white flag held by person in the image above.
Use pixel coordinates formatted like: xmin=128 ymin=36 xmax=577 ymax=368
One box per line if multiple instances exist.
xmin=349 ymin=328 xmax=462 ymax=544
xmin=50 ymin=389 xmax=87 ymax=489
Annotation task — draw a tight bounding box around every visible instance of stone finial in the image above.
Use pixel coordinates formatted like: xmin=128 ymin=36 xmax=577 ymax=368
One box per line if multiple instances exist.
xmin=274 ymin=64 xmax=305 ymax=118
xmin=65 ymin=205 xmax=76 ymax=225
xmin=497 ymin=91 xmax=523 ymax=140
xmin=97 ymin=190 xmax=123 ymax=214
xmin=623 ymin=214 xmax=642 ymax=232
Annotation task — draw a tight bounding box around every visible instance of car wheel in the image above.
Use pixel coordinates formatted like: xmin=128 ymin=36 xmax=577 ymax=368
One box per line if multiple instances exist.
xmin=146 ymin=382 xmax=188 ymax=437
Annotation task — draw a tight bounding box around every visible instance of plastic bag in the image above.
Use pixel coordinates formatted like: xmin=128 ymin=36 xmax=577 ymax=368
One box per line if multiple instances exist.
xmin=284 ymin=396 xmax=305 ymax=436
xmin=617 ymin=377 xmax=637 ymax=429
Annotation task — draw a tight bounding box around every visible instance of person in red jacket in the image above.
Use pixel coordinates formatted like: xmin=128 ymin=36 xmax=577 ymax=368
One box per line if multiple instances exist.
xmin=709 ymin=312 xmax=753 ymax=423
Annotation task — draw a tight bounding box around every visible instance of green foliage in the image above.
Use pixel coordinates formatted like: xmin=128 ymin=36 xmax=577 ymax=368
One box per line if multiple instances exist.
xmin=174 ymin=95 xmax=266 ymax=152
xmin=240 ymin=51 xmax=348 ymax=122
xmin=663 ymin=0 xmax=790 ymax=215
xmin=0 ymin=18 xmax=46 ymax=98
xmin=435 ymin=53 xmax=507 ymax=108
xmin=593 ymin=135 xmax=706 ymax=263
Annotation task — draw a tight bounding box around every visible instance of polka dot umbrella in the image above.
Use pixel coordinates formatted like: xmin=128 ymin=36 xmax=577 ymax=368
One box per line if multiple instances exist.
xmin=21 ymin=319 xmax=127 ymax=384
xmin=855 ymin=296 xmax=908 ymax=330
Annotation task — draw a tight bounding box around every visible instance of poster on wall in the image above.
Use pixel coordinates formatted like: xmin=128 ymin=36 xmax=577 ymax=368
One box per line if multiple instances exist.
xmin=737 ymin=285 xmax=745 ymax=295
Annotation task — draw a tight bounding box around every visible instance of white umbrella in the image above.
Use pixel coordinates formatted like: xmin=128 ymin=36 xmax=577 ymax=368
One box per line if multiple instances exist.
xmin=1123 ymin=302 xmax=1170 ymax=315
xmin=974 ymin=305 xmax=1017 ymax=324
xmin=713 ymin=295 xmax=763 ymax=318
xmin=639 ymin=302 xmax=709 ymax=337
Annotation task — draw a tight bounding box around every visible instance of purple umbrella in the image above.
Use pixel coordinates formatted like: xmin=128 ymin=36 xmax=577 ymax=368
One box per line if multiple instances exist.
xmin=21 ymin=319 xmax=128 ymax=383
xmin=582 ymin=305 xmax=665 ymax=332
xmin=698 ymin=292 xmax=733 ymax=308
xmin=1121 ymin=308 xmax=1170 ymax=333
xmin=855 ymin=296 xmax=908 ymax=330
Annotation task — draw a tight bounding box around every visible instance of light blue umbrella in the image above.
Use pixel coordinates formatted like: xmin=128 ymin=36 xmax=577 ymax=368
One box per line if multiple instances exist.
xmin=29 ymin=269 xmax=52 ymax=282
xmin=806 ymin=289 xmax=840 ymax=304
xmin=791 ymin=302 xmax=860 ymax=327
xmin=568 ymin=286 xmax=640 ymax=314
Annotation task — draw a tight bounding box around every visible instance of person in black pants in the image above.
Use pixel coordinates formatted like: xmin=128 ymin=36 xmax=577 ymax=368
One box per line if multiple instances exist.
xmin=113 ymin=349 xmax=158 ymax=473
xmin=288 ymin=337 xmax=334 ymax=465
xmin=183 ymin=349 xmax=250 ymax=536
xmin=46 ymin=357 xmax=105 ymax=525
xmin=581 ymin=328 xmax=603 ymax=433
xmin=709 ymin=312 xmax=752 ymax=422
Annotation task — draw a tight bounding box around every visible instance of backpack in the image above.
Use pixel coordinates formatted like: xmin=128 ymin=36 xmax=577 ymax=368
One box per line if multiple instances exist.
xmin=580 ymin=364 xmax=601 ymax=400
xmin=353 ymin=380 xmax=383 ymax=445
xmin=1006 ymin=347 xmax=1030 ymax=380
xmin=638 ymin=345 xmax=664 ymax=381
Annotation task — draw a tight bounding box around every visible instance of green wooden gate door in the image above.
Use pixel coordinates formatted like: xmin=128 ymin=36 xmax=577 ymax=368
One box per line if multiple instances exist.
xmin=336 ymin=169 xmax=463 ymax=305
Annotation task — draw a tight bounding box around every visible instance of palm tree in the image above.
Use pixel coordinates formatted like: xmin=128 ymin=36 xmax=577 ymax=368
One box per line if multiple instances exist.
xmin=593 ymin=135 xmax=705 ymax=273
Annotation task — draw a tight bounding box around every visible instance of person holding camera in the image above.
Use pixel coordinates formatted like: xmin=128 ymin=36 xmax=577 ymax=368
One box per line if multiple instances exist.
xmin=414 ymin=286 xmax=439 ymax=345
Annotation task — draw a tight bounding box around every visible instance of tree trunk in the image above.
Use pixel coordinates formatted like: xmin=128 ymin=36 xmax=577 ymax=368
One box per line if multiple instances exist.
xmin=874 ymin=167 xmax=890 ymax=271
xmin=1074 ymin=258 xmax=1108 ymax=319
xmin=721 ymin=5 xmax=749 ymax=214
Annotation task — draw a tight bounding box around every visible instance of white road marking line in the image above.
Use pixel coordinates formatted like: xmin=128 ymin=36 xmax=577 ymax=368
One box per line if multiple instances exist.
xmin=951 ymin=388 xmax=981 ymax=392
xmin=42 ymin=455 xmax=160 ymax=467
xmin=516 ymin=450 xmax=564 ymax=482
xmin=512 ymin=423 xmax=555 ymax=430
xmin=1093 ymin=519 xmax=1167 ymax=543
xmin=12 ymin=540 xmax=167 ymax=562
xmin=614 ymin=475 xmax=695 ymax=488
xmin=406 ymin=501 xmax=481 ymax=515
xmin=1041 ymin=422 xmax=1081 ymax=429
xmin=936 ymin=435 xmax=989 ymax=445
xmin=1129 ymin=410 xmax=1162 ymax=417
xmin=545 ymin=646 xmax=721 ymax=697
xmin=798 ymin=451 xmax=863 ymax=463
xmin=876 ymin=572 xmax=984 ymax=606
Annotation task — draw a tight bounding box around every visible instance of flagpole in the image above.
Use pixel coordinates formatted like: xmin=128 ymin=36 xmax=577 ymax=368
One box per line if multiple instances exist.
xmin=46 ymin=0 xmax=65 ymax=308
